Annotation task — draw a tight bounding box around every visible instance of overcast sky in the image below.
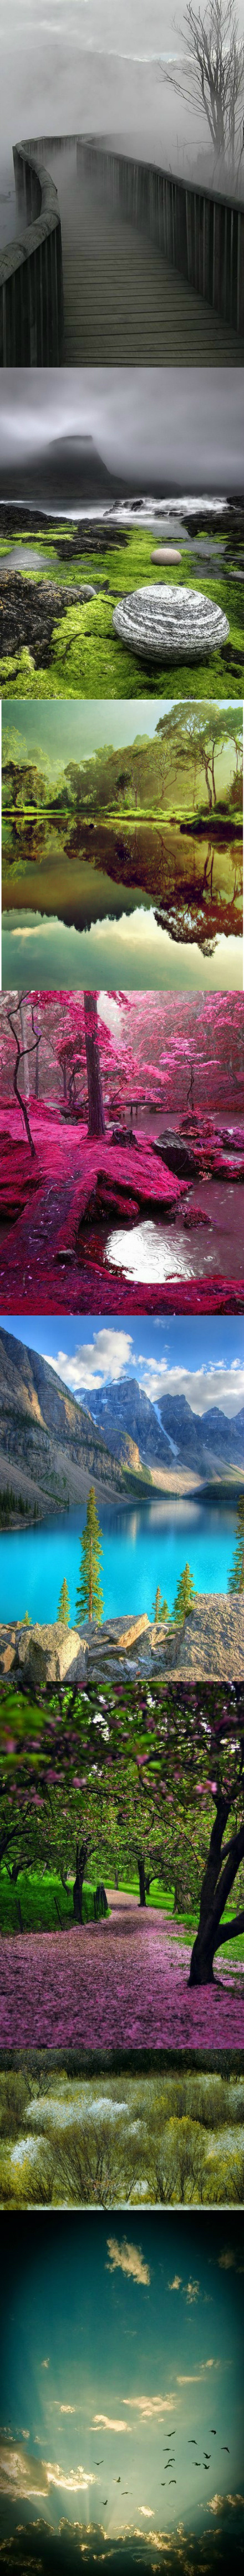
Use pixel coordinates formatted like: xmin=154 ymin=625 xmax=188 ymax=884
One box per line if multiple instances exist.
xmin=0 ymin=369 xmax=243 ymax=493
xmin=2 ymin=1315 xmax=244 ymax=1415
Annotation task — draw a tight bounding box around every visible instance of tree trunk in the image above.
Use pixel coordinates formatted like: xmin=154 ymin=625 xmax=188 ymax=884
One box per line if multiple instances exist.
xmin=138 ymin=1858 xmax=146 ymax=1906
xmin=19 ymin=1001 xmax=30 ymax=1097
xmin=189 ymin=1796 xmax=244 ymax=1986
xmin=84 ymin=991 xmax=105 ymax=1136
xmin=73 ymin=1840 xmax=88 ymax=1924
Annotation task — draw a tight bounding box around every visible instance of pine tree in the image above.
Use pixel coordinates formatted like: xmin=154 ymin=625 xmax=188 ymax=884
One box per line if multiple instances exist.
xmin=151 ymin=1585 xmax=169 ymax=1623
xmin=172 ymin=1563 xmax=195 ymax=1624
xmin=228 ymin=1497 xmax=244 ymax=1592
xmin=75 ymin=1487 xmax=104 ymax=1624
xmin=57 ymin=1576 xmax=70 ymax=1628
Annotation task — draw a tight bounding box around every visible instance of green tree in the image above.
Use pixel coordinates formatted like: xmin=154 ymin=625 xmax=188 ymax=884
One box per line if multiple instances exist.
xmin=75 ymin=1488 xmax=104 ymax=1624
xmin=228 ymin=1496 xmax=244 ymax=1592
xmin=172 ymin=1563 xmax=196 ymax=1624
xmin=57 ymin=1577 xmax=70 ymax=1629
xmin=151 ymin=1585 xmax=169 ymax=1624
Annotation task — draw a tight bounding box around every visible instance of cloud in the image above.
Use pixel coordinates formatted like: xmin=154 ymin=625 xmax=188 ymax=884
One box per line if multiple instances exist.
xmin=140 ymin=2505 xmax=154 ymax=2516
xmin=106 ymin=2236 xmax=151 ymax=2287
xmin=49 ymin=1329 xmax=135 ymax=1395
xmin=209 ymin=2493 xmax=244 ymax=2514
xmin=53 ymin=2405 xmax=77 ymax=2416
xmin=0 ymin=2445 xmax=96 ymax=2499
xmin=218 ymin=2248 xmax=244 ymax=2273
xmin=40 ymin=2361 xmax=49 ymax=2370
xmin=140 ymin=1357 xmax=244 ymax=1420
xmin=123 ymin=2395 xmax=177 ymax=2420
xmin=169 ymin=2277 xmax=182 ymax=2292
xmin=92 ymin=2417 xmax=130 ymax=2434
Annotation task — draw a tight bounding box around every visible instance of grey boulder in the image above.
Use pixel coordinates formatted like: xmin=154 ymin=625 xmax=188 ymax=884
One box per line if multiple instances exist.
xmin=113 ymin=584 xmax=229 ymax=662
xmin=17 ymin=1622 xmax=84 ymax=1688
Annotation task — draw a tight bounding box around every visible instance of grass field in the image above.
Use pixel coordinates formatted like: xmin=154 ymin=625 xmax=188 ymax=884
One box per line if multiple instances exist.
xmin=0 ymin=526 xmax=242 ymax=699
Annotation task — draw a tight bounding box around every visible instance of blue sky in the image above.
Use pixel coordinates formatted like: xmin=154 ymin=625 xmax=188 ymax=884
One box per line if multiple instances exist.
xmin=1 ymin=1313 xmax=244 ymax=1417
xmin=1 ymin=2215 xmax=243 ymax=2547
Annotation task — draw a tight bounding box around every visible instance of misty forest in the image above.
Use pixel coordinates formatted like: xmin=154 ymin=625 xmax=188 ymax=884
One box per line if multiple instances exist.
xmin=1 ymin=1680 xmax=244 ymax=2050
xmin=0 ymin=988 xmax=243 ymax=1312
xmin=2 ymin=699 xmax=243 ymax=994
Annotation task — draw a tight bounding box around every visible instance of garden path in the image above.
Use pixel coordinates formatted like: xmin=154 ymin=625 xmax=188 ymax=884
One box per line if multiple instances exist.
xmin=1 ymin=1905 xmax=243 ymax=2048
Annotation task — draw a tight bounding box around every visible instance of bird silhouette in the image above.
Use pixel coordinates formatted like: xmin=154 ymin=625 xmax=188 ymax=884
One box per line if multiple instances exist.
xmin=195 ymin=2463 xmax=201 ymax=2468
xmin=96 ymin=2460 xmax=103 ymax=2465
xmin=169 ymin=2478 xmax=176 ymax=2485
xmin=161 ymin=2482 xmax=165 ymax=2487
xmin=114 ymin=2476 xmax=120 ymax=2483
xmin=103 ymin=2500 xmax=108 ymax=2507
xmin=211 ymin=2430 xmax=216 ymax=2435
xmin=221 ymin=2447 xmax=230 ymax=2453
xmin=189 ymin=2439 xmax=196 ymax=2444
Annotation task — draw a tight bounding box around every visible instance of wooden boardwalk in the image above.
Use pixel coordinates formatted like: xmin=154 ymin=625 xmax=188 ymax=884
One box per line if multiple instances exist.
xmin=49 ymin=147 xmax=244 ymax=364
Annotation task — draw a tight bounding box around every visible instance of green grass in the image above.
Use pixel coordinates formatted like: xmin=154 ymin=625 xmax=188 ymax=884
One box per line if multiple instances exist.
xmin=1 ymin=528 xmax=243 ymax=699
xmin=0 ymin=1870 xmax=107 ymax=1933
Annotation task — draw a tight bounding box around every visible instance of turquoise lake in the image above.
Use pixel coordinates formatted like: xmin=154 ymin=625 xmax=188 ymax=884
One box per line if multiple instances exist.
xmin=0 ymin=1496 xmax=236 ymax=1626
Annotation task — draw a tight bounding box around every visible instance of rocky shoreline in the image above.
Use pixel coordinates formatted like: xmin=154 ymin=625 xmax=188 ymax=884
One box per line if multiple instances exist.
xmin=1 ymin=1598 xmax=243 ymax=1687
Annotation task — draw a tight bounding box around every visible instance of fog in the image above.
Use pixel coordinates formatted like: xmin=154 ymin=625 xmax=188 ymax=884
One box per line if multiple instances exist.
xmin=0 ymin=368 xmax=243 ymax=497
xmin=1 ymin=0 xmax=244 ymax=180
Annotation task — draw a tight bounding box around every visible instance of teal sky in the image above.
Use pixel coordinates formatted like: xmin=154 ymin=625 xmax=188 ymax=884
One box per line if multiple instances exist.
xmin=2 ymin=700 xmax=174 ymax=770
xmin=1 ymin=2215 xmax=243 ymax=2549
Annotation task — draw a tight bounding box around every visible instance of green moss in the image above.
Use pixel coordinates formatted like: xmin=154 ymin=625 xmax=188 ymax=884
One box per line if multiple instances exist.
xmin=1 ymin=528 xmax=243 ymax=700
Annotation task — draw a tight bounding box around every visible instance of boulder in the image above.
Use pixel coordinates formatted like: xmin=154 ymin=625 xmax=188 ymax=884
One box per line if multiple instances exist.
xmin=17 ymin=1622 xmax=85 ymax=1688
xmin=113 ymin=585 xmax=229 ymax=663
xmin=151 ymin=547 xmax=181 ymax=563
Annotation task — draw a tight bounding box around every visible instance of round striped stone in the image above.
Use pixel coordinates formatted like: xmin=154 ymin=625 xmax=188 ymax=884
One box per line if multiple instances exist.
xmin=113 ymin=584 xmax=230 ymax=661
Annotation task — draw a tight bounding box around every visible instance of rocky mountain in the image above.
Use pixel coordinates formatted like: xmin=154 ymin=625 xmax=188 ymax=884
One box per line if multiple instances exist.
xmin=81 ymin=1376 xmax=244 ymax=1478
xmin=0 ymin=1329 xmax=127 ymax=1521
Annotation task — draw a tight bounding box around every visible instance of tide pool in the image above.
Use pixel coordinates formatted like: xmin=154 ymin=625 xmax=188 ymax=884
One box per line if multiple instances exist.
xmin=0 ymin=1495 xmax=236 ymax=1627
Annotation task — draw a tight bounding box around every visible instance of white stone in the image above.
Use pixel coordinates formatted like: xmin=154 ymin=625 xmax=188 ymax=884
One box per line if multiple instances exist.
xmin=113 ymin=584 xmax=229 ymax=662
xmin=151 ymin=547 xmax=181 ymax=563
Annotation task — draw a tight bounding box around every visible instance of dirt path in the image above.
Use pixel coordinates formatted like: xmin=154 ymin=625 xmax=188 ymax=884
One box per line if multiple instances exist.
xmin=1 ymin=1907 xmax=243 ymax=2048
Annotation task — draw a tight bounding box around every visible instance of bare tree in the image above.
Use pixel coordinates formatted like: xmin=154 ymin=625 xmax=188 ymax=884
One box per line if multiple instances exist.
xmin=162 ymin=2 xmax=244 ymax=181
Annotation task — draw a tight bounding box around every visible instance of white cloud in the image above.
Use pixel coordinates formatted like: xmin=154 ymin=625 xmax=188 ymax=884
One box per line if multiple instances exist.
xmin=0 ymin=2445 xmax=96 ymax=2499
xmin=47 ymin=1329 xmax=135 ymax=1395
xmin=140 ymin=2505 xmax=154 ymax=2516
xmin=40 ymin=2360 xmax=49 ymax=2370
xmin=92 ymin=2416 xmax=129 ymax=2434
xmin=123 ymin=2395 xmax=177 ymax=2421
xmin=140 ymin=1358 xmax=244 ymax=1419
xmin=169 ymin=2277 xmax=182 ymax=2292
xmin=54 ymin=2405 xmax=77 ymax=2415
xmin=106 ymin=2235 xmax=150 ymax=2287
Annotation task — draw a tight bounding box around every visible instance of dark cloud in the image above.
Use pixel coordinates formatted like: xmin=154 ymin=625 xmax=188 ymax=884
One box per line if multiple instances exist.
xmin=0 ymin=368 xmax=243 ymax=496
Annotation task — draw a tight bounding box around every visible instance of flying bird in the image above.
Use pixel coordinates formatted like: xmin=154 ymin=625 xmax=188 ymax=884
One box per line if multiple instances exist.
xmin=194 ymin=2463 xmax=201 ymax=2468
xmin=169 ymin=2478 xmax=176 ymax=2485
xmin=96 ymin=2460 xmax=104 ymax=2465
xmin=114 ymin=2476 xmax=120 ymax=2483
xmin=161 ymin=2483 xmax=165 ymax=2487
xmin=189 ymin=2439 xmax=196 ymax=2444
xmin=221 ymin=2446 xmax=230 ymax=2452
xmin=211 ymin=2430 xmax=216 ymax=2435
xmin=103 ymin=2499 xmax=108 ymax=2506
